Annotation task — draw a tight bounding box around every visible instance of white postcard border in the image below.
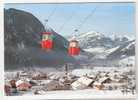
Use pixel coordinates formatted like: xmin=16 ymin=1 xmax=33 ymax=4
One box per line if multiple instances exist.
xmin=0 ymin=0 xmax=137 ymax=100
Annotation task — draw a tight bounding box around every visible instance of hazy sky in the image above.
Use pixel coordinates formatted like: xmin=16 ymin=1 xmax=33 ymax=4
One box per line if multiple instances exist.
xmin=5 ymin=3 xmax=136 ymax=38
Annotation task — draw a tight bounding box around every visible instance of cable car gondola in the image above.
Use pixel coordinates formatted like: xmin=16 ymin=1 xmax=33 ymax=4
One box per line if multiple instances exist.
xmin=68 ymin=39 xmax=80 ymax=56
xmin=68 ymin=29 xmax=80 ymax=56
xmin=41 ymin=32 xmax=53 ymax=50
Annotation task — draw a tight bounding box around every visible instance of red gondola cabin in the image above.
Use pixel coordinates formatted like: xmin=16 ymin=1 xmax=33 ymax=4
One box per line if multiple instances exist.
xmin=68 ymin=40 xmax=80 ymax=56
xmin=41 ymin=32 xmax=53 ymax=50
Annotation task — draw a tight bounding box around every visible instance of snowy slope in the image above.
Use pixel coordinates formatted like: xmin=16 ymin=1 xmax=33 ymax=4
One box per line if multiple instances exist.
xmin=84 ymin=46 xmax=120 ymax=59
xmin=119 ymin=56 xmax=135 ymax=66
xmin=75 ymin=31 xmax=115 ymax=49
xmin=121 ymin=41 xmax=135 ymax=52
xmin=84 ymin=47 xmax=106 ymax=54
xmin=67 ymin=31 xmax=136 ymax=67
xmin=107 ymin=40 xmax=135 ymax=59
xmin=72 ymin=31 xmax=135 ymax=60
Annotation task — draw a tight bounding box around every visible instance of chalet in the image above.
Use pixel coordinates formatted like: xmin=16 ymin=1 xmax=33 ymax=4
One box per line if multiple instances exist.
xmin=18 ymin=71 xmax=32 ymax=79
xmin=87 ymin=74 xmax=96 ymax=79
xmin=34 ymin=90 xmax=47 ymax=95
xmin=5 ymin=84 xmax=11 ymax=96
xmin=16 ymin=80 xmax=32 ymax=91
xmin=71 ymin=76 xmax=94 ymax=90
xmin=32 ymin=73 xmax=47 ymax=80
xmin=44 ymin=80 xmax=66 ymax=91
xmin=93 ymin=81 xmax=104 ymax=90
xmin=10 ymin=80 xmax=16 ymax=88
xmin=98 ymin=77 xmax=112 ymax=84
xmin=103 ymin=83 xmax=126 ymax=90
xmin=48 ymin=72 xmax=65 ymax=80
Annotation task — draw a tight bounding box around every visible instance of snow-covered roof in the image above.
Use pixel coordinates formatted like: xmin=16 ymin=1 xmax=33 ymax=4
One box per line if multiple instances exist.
xmin=98 ymin=77 xmax=111 ymax=83
xmin=93 ymin=81 xmax=101 ymax=85
xmin=16 ymin=80 xmax=24 ymax=87
xmin=77 ymin=77 xmax=94 ymax=86
xmin=71 ymin=76 xmax=93 ymax=90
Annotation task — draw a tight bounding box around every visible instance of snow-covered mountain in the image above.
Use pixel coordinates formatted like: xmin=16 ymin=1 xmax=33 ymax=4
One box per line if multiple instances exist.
xmin=69 ymin=31 xmax=135 ymax=66
xmin=75 ymin=31 xmax=133 ymax=49
xmin=107 ymin=40 xmax=135 ymax=60
xmin=75 ymin=31 xmax=134 ymax=56
xmin=119 ymin=56 xmax=135 ymax=67
xmin=75 ymin=31 xmax=116 ymax=49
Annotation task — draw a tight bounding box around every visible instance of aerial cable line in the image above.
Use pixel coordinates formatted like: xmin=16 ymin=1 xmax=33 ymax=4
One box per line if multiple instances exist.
xmin=46 ymin=5 xmax=58 ymax=22
xmin=77 ymin=4 xmax=100 ymax=30
xmin=44 ymin=4 xmax=58 ymax=29
xmin=58 ymin=10 xmax=76 ymax=33
xmin=72 ymin=4 xmax=100 ymax=35
xmin=57 ymin=5 xmax=82 ymax=34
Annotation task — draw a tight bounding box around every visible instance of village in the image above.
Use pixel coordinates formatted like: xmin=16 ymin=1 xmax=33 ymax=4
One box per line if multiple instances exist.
xmin=4 ymin=64 xmax=136 ymax=96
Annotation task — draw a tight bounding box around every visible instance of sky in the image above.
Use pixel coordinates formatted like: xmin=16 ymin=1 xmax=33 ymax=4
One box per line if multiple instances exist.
xmin=5 ymin=3 xmax=136 ymax=38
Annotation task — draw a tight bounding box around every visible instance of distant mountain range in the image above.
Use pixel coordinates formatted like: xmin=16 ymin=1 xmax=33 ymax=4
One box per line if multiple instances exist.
xmin=75 ymin=31 xmax=133 ymax=49
xmin=70 ymin=31 xmax=135 ymax=66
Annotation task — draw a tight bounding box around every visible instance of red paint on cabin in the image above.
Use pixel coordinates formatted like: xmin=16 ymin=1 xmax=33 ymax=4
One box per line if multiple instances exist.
xmin=68 ymin=40 xmax=80 ymax=56
xmin=41 ymin=32 xmax=53 ymax=50
xmin=41 ymin=40 xmax=53 ymax=49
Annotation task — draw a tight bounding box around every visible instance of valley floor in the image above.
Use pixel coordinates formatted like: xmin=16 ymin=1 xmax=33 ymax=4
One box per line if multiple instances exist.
xmin=4 ymin=66 xmax=136 ymax=98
